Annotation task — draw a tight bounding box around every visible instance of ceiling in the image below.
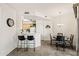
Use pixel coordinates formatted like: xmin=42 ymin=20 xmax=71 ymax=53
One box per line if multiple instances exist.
xmin=6 ymin=3 xmax=74 ymax=18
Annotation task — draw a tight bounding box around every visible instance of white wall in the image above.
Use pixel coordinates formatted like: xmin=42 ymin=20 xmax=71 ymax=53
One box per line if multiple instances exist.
xmin=36 ymin=19 xmax=53 ymax=40
xmin=16 ymin=11 xmax=23 ymax=34
xmin=0 ymin=4 xmax=17 ymax=56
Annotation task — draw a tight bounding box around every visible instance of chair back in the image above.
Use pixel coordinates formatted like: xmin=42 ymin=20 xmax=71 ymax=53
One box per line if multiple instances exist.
xmin=57 ymin=33 xmax=63 ymax=36
xmin=27 ymin=36 xmax=34 ymax=41
xmin=18 ymin=35 xmax=25 ymax=41
xmin=70 ymin=34 xmax=74 ymax=44
xmin=56 ymin=36 xmax=65 ymax=42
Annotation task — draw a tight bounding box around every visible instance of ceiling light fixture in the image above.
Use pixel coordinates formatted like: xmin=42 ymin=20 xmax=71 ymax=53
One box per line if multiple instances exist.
xmin=24 ymin=11 xmax=29 ymax=14
xmin=45 ymin=16 xmax=47 ymax=18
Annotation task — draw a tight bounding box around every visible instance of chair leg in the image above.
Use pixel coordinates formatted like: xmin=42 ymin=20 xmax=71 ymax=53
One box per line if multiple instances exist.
xmin=50 ymin=39 xmax=52 ymax=45
xmin=17 ymin=40 xmax=19 ymax=56
xmin=62 ymin=45 xmax=65 ymax=51
xmin=23 ymin=40 xmax=25 ymax=51
xmin=26 ymin=45 xmax=28 ymax=51
xmin=34 ymin=40 xmax=35 ymax=52
xmin=17 ymin=40 xmax=19 ymax=51
xmin=56 ymin=47 xmax=58 ymax=50
xmin=34 ymin=48 xmax=35 ymax=52
xmin=63 ymin=47 xmax=65 ymax=51
xmin=26 ymin=40 xmax=28 ymax=51
xmin=71 ymin=45 xmax=73 ymax=49
xmin=56 ymin=43 xmax=58 ymax=50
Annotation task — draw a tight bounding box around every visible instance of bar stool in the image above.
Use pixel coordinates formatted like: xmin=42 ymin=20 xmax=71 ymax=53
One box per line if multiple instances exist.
xmin=27 ymin=35 xmax=35 ymax=51
xmin=17 ymin=35 xmax=26 ymax=51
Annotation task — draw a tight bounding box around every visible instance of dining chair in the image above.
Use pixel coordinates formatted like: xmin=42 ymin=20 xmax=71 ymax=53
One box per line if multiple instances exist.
xmin=55 ymin=36 xmax=66 ymax=51
xmin=50 ymin=33 xmax=56 ymax=45
xmin=65 ymin=34 xmax=74 ymax=49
